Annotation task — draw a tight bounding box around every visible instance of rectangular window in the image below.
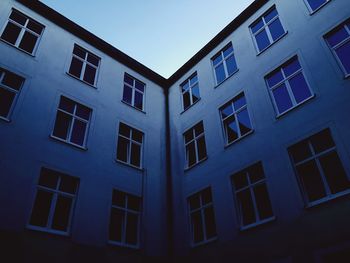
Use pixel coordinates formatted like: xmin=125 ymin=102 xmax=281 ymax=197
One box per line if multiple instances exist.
xmin=211 ymin=43 xmax=238 ymax=85
xmin=29 ymin=167 xmax=79 ymax=234
xmin=1 ymin=9 xmax=44 ymax=55
xmin=109 ymin=189 xmax=142 ymax=248
xmin=52 ymin=96 xmax=92 ymax=148
xmin=68 ymin=44 xmax=100 ymax=86
xmin=231 ymin=162 xmax=274 ymax=229
xmin=304 ymin=0 xmax=331 ymax=13
xmin=183 ymin=121 xmax=207 ymax=168
xmin=116 ymin=123 xmax=143 ymax=168
xmin=181 ymin=73 xmax=200 ymax=111
xmin=288 ymin=128 xmax=350 ymax=205
xmin=250 ymin=7 xmax=286 ymax=53
xmin=0 ymin=68 xmax=24 ymax=120
xmin=219 ymin=92 xmax=253 ymax=145
xmin=324 ymin=20 xmax=350 ymax=76
xmin=265 ymin=56 xmax=313 ymax=116
xmin=188 ymin=188 xmax=217 ymax=245
xmin=122 ymin=73 xmax=145 ymax=111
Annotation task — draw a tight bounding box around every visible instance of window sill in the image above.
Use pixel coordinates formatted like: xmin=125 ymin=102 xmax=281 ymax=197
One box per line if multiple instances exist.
xmin=115 ymin=159 xmax=144 ymax=172
xmin=239 ymin=216 xmax=276 ymax=231
xmin=214 ymin=69 xmax=239 ymax=89
xmin=66 ymin=72 xmax=97 ymax=89
xmin=191 ymin=236 xmax=218 ymax=248
xmin=305 ymin=189 xmax=350 ymax=208
xmin=108 ymin=240 xmax=140 ymax=250
xmin=275 ymin=94 xmax=316 ymax=119
xmin=256 ymin=31 xmax=288 ymax=56
xmin=344 ymin=73 xmax=350 ymax=79
xmin=121 ymin=100 xmax=146 ymax=114
xmin=184 ymin=156 xmax=208 ymax=172
xmin=50 ymin=135 xmax=88 ymax=151
xmin=26 ymin=225 xmax=70 ymax=237
xmin=308 ymin=1 xmax=331 ymax=15
xmin=224 ymin=130 xmax=254 ymax=149
xmin=180 ymin=98 xmax=201 ymax=115
xmin=0 ymin=116 xmax=11 ymax=123
xmin=0 ymin=38 xmax=36 ymax=57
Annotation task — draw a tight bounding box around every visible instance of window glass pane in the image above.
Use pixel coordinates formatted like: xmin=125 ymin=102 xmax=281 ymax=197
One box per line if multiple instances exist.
xmin=186 ymin=142 xmax=196 ymax=167
xmin=68 ymin=57 xmax=83 ymax=78
xmin=204 ymin=206 xmax=216 ymax=239
xmin=130 ymin=143 xmax=141 ymax=167
xmin=1 ymin=22 xmax=21 ymax=45
xmin=264 ymin=8 xmax=278 ymax=23
xmin=254 ymin=184 xmax=273 ymax=220
xmin=251 ymin=19 xmax=264 ymax=34
xmin=0 ymin=88 xmax=15 ymax=118
xmin=326 ymin=27 xmax=348 ymax=47
xmin=10 ymin=11 xmax=26 ymax=25
xmin=266 ymin=70 xmax=284 ymax=88
xmin=27 ymin=20 xmax=43 ymax=34
xmin=335 ymin=41 xmax=350 ymax=74
xmin=135 ymin=80 xmax=144 ymax=92
xmin=269 ymin=18 xmax=285 ymax=41
xmin=224 ymin=115 xmax=238 ymax=143
xmin=109 ymin=208 xmax=124 ymax=242
xmin=83 ymin=64 xmax=96 ymax=85
xmin=296 ymin=160 xmax=326 ymax=202
xmin=237 ymin=190 xmax=255 ymax=226
xmin=255 ymin=29 xmax=270 ymax=51
xmin=134 ymin=91 xmax=143 ymax=110
xmin=191 ymin=211 xmax=203 ymax=243
xmin=58 ymin=97 xmax=74 ymax=114
xmin=189 ymin=195 xmax=200 ymax=210
xmin=70 ymin=120 xmax=87 ymax=146
xmin=310 ymin=129 xmax=335 ymax=154
xmin=221 ymin=103 xmax=233 ymax=119
xmin=76 ymin=104 xmax=91 ymax=120
xmin=125 ymin=213 xmax=138 ymax=245
xmin=272 ymin=84 xmax=293 ymax=113
xmin=191 ymin=84 xmax=200 ymax=104
xmin=289 ymin=73 xmax=312 ymax=104
xmin=226 ymin=55 xmax=237 ymax=75
xmin=237 ymin=109 xmax=252 ymax=136
xmin=197 ymin=136 xmax=207 ymax=161
xmin=190 ymin=75 xmax=198 ymax=85
xmin=288 ymin=140 xmax=312 ymax=163
xmin=212 ymin=54 xmax=222 ymax=66
xmin=184 ymin=129 xmax=193 ymax=143
xmin=194 ymin=122 xmax=204 ymax=137
xmin=73 ymin=45 xmax=86 ymax=59
xmin=233 ymin=93 xmax=246 ymax=110
xmin=183 ymin=91 xmax=191 ymax=110
xmin=202 ymin=188 xmax=212 ymax=204
xmin=2 ymin=71 xmax=23 ymax=90
xmin=307 ymin=0 xmax=327 ymax=11
xmin=117 ymin=136 xmax=129 ymax=162
xmin=215 ymin=63 xmax=226 ymax=84
xmin=127 ymin=195 xmax=141 ymax=211
xmin=181 ymin=81 xmax=190 ymax=92
xmin=132 ymin=129 xmax=143 ymax=143
xmin=248 ymin=163 xmax=265 ymax=183
xmin=124 ymin=74 xmax=133 ymax=86
xmin=59 ymin=175 xmax=78 ymax=194
xmin=223 ymin=45 xmax=233 ymax=57
xmin=53 ymin=111 xmax=71 ymax=140
xmin=122 ymin=85 xmax=132 ymax=104
xmin=112 ymin=190 xmax=126 ymax=207
xmin=39 ymin=168 xmax=59 ymax=189
xmin=119 ymin=123 xmax=130 ymax=137
xmin=51 ymin=195 xmax=73 ymax=231
xmin=29 ymin=190 xmax=53 ymax=227
xmin=87 ymin=53 xmax=99 ymax=66
xmin=233 ymin=172 xmax=248 ymax=190
xmin=283 ymin=58 xmax=301 ymax=77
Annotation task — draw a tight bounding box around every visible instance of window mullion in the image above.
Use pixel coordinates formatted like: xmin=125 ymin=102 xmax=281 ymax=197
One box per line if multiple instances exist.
xmin=234 ymin=112 xmax=242 ymax=138
xmin=15 ymin=26 xmax=26 ymax=47
xmin=47 ymin=192 xmax=58 ymax=229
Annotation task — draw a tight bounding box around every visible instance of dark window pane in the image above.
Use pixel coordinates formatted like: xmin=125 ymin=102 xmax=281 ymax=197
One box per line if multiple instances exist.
xmin=76 ymin=104 xmax=91 ymax=120
xmin=288 ymin=140 xmax=311 ymax=163
xmin=233 ymin=93 xmax=246 ymax=110
xmin=197 ymin=136 xmax=207 ymax=161
xmin=53 ymin=111 xmax=71 ymax=140
xmin=73 ymin=45 xmax=86 ymax=59
xmin=289 ymin=73 xmax=312 ymax=104
xmin=127 ymin=195 xmax=141 ymax=211
xmin=186 ymin=142 xmax=196 ymax=167
xmin=18 ymin=31 xmax=37 ymax=53
xmin=272 ymin=84 xmax=293 ymax=114
xmin=296 ymin=160 xmax=326 ymax=202
xmin=237 ymin=190 xmax=256 ymax=226
xmin=237 ymin=109 xmax=252 ymax=136
xmin=112 ymin=190 xmax=126 ymax=207
xmin=39 ymin=168 xmax=59 ymax=189
xmin=68 ymin=57 xmax=83 ymax=78
xmin=322 ymin=247 xmax=350 ymax=263
xmin=2 ymin=71 xmax=23 ymax=90
xmin=0 ymin=88 xmax=15 ymax=118
xmin=134 ymin=91 xmax=143 ymax=110
xmin=87 ymin=53 xmax=99 ymax=66
xmin=83 ymin=64 xmax=96 ymax=85
xmin=191 ymin=211 xmax=203 ymax=243
xmin=181 ymin=81 xmax=190 ymax=92
xmin=109 ymin=208 xmax=124 ymax=242
xmin=10 ymin=11 xmax=26 ymax=25
xmin=184 ymin=129 xmax=193 ymax=143
xmin=189 ymin=195 xmax=200 ymax=210
xmin=132 ymin=129 xmax=143 ymax=143
xmin=264 ymin=8 xmax=278 ymax=23
xmin=255 ymin=29 xmax=270 ymax=51
xmin=251 ymin=19 xmax=264 ymax=34
xmin=194 ymin=122 xmax=204 ymax=137
xmin=248 ymin=163 xmax=265 ymax=183
xmin=122 ymin=85 xmax=132 ymax=104
xmin=221 ymin=103 xmax=233 ymax=119
xmin=204 ymin=206 xmax=216 ymax=239
xmin=326 ymin=27 xmax=348 ymax=47
xmin=59 ymin=96 xmax=75 ymax=113
xmin=130 ymin=143 xmax=141 ymax=167
xmin=307 ymin=0 xmax=327 ymax=11
xmin=117 ymin=136 xmax=129 ymax=162
xmin=233 ymin=172 xmax=248 ymax=190
xmin=119 ymin=123 xmax=130 ymax=137
xmin=215 ymin=63 xmax=226 ymax=83
xmin=226 ymin=55 xmax=237 ymax=75
xmin=266 ymin=70 xmax=284 ymax=88
xmin=59 ymin=175 xmax=79 ymax=194
xmin=30 ymin=190 xmax=53 ymax=227
xmin=223 ymin=45 xmax=233 ymax=57
xmin=202 ymin=188 xmax=212 ymax=204
xmin=212 ymin=53 xmax=222 ymax=66
xmin=183 ymin=91 xmax=191 ymax=110
xmin=319 ymin=151 xmax=350 ymax=194
xmin=124 ymin=74 xmax=133 ymax=86
xmin=52 ymin=196 xmax=73 ymax=231
xmin=310 ymin=129 xmax=335 ymax=154
xmin=1 ymin=22 xmax=21 ymax=45
xmin=283 ymin=58 xmax=301 ymax=77
xmin=191 ymin=84 xmax=200 ymax=103
xmin=224 ymin=115 xmax=238 ymax=143
xmin=135 ymin=80 xmax=144 ymax=92
xmin=269 ymin=19 xmax=285 ymax=41
xmin=125 ymin=213 xmax=138 ymax=245
xmin=27 ymin=20 xmax=43 ymax=34
xmin=254 ymin=184 xmax=273 ymax=220
xmin=70 ymin=120 xmax=87 ymax=146
xmin=335 ymin=41 xmax=350 ymax=74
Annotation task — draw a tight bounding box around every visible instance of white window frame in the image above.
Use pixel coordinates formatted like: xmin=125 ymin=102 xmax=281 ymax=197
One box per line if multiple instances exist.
xmin=122 ymin=73 xmax=145 ymax=111
xmin=180 ymin=72 xmax=200 ymax=111
xmin=184 ymin=122 xmax=207 ymax=169
xmin=0 ymin=9 xmax=44 ymax=55
xmin=304 ymin=0 xmax=331 ymax=14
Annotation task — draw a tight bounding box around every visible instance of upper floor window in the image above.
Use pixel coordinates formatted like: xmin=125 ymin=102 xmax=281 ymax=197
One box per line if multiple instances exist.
xmin=184 ymin=121 xmax=207 ymax=169
xmin=28 ymin=167 xmax=79 ymax=235
xmin=116 ymin=123 xmax=143 ymax=168
xmin=324 ymin=20 xmax=350 ymax=77
xmin=122 ymin=73 xmax=145 ymax=111
xmin=181 ymin=73 xmax=200 ymax=111
xmin=109 ymin=189 xmax=142 ymax=248
xmin=211 ymin=43 xmax=238 ymax=85
xmin=52 ymin=96 xmax=92 ymax=148
xmin=250 ymin=7 xmax=286 ymax=53
xmin=188 ymin=187 xmax=217 ymax=245
xmin=232 ymin=162 xmax=274 ymax=230
xmin=288 ymin=128 xmax=350 ymax=206
xmin=0 ymin=68 xmax=24 ymax=120
xmin=219 ymin=92 xmax=253 ymax=145
xmin=0 ymin=9 xmax=44 ymax=55
xmin=265 ymin=56 xmax=313 ymax=116
xmin=304 ymin=0 xmax=331 ymax=13
xmin=68 ymin=44 xmax=100 ymax=86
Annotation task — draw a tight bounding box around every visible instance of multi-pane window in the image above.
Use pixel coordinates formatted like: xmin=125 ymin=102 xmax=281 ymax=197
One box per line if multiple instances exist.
xmin=232 ymin=162 xmax=274 ymax=229
xmin=288 ymin=128 xmax=350 ymax=205
xmin=0 ymin=9 xmax=44 ymax=55
xmin=324 ymin=20 xmax=350 ymax=76
xmin=52 ymin=96 xmax=92 ymax=147
xmin=109 ymin=190 xmax=142 ymax=248
xmin=250 ymin=7 xmax=286 ymax=53
xmin=304 ymin=0 xmax=331 ymax=13
xmin=181 ymin=73 xmax=200 ymax=111
xmin=29 ymin=168 xmax=79 ymax=234
xmin=211 ymin=43 xmax=238 ymax=85
xmin=184 ymin=121 xmax=207 ymax=168
xmin=219 ymin=92 xmax=252 ymax=145
xmin=68 ymin=44 xmax=100 ymax=86
xmin=116 ymin=123 xmax=143 ymax=168
xmin=188 ymin=188 xmax=217 ymax=245
xmin=122 ymin=73 xmax=145 ymax=111
xmin=265 ymin=56 xmax=313 ymax=115
xmin=0 ymin=68 xmax=24 ymax=120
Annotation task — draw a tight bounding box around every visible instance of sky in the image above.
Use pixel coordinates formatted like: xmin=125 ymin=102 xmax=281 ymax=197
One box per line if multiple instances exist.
xmin=40 ymin=0 xmax=254 ymax=78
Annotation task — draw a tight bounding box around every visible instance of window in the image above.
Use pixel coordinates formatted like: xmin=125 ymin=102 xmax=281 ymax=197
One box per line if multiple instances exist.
xmin=68 ymin=44 xmax=100 ymax=86
xmin=250 ymin=7 xmax=286 ymax=53
xmin=0 ymin=68 xmax=24 ymax=120
xmin=324 ymin=20 xmax=350 ymax=76
xmin=181 ymin=73 xmax=200 ymax=111
xmin=188 ymin=188 xmax=217 ymax=245
xmin=231 ymin=162 xmax=274 ymax=229
xmin=122 ymin=73 xmax=145 ymax=111
xmin=116 ymin=123 xmax=143 ymax=168
xmin=304 ymin=0 xmax=331 ymax=13
xmin=29 ymin=167 xmax=79 ymax=234
xmin=211 ymin=43 xmax=238 ymax=85
xmin=52 ymin=96 xmax=92 ymax=148
xmin=184 ymin=121 xmax=207 ymax=168
xmin=0 ymin=9 xmax=44 ymax=55
xmin=265 ymin=56 xmax=313 ymax=116
xmin=109 ymin=189 xmax=142 ymax=248
xmin=288 ymin=128 xmax=350 ymax=205
xmin=219 ymin=92 xmax=253 ymax=145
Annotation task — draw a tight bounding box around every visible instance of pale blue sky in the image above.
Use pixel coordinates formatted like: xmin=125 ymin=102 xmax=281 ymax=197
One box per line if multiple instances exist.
xmin=41 ymin=0 xmax=253 ymax=78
